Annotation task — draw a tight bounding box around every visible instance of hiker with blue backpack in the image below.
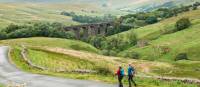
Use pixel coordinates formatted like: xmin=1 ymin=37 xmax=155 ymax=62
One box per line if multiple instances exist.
xmin=115 ymin=65 xmax=125 ymax=87
xmin=128 ymin=63 xmax=137 ymax=87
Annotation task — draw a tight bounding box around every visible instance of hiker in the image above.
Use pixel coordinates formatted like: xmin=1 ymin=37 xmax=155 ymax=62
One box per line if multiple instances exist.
xmin=115 ymin=66 xmax=125 ymax=87
xmin=128 ymin=63 xmax=137 ymax=87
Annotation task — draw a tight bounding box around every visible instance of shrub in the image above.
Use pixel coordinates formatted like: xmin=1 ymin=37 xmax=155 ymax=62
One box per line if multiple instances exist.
xmin=61 ymin=11 xmax=75 ymax=16
xmin=88 ymin=35 xmax=106 ymax=49
xmin=95 ymin=67 xmax=112 ymax=75
xmin=109 ymin=50 xmax=117 ymax=56
xmin=145 ymin=16 xmax=158 ymax=24
xmin=128 ymin=32 xmax=138 ymax=45
xmin=101 ymin=50 xmax=110 ymax=56
xmin=130 ymin=52 xmax=140 ymax=59
xmin=192 ymin=6 xmax=198 ymax=10
xmin=175 ymin=18 xmax=191 ymax=31
xmin=4 ymin=24 xmax=20 ymax=33
xmin=175 ymin=53 xmax=189 ymax=61
xmin=69 ymin=44 xmax=95 ymax=52
xmin=0 ymin=32 xmax=7 ymax=40
xmin=125 ymin=51 xmax=140 ymax=59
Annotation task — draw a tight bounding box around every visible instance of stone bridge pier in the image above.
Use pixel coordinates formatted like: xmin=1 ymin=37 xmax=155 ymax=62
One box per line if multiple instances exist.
xmin=64 ymin=22 xmax=114 ymax=39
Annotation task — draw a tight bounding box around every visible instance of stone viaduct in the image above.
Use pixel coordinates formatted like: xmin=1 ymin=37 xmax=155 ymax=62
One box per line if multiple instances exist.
xmin=64 ymin=22 xmax=114 ymax=39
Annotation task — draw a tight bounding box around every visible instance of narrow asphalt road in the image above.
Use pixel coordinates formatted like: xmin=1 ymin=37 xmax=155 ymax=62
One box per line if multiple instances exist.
xmin=0 ymin=46 xmax=116 ymax=87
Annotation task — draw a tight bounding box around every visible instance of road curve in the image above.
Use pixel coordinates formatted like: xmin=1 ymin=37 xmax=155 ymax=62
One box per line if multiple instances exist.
xmin=0 ymin=46 xmax=116 ymax=87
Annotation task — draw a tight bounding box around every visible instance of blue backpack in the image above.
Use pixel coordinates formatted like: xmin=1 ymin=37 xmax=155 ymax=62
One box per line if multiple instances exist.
xmin=120 ymin=69 xmax=125 ymax=76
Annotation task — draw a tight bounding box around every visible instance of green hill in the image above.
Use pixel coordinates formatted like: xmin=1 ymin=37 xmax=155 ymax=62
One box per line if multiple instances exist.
xmin=103 ymin=9 xmax=200 ymax=80
xmin=3 ymin=37 xmax=198 ymax=87
xmin=107 ymin=9 xmax=200 ymax=61
xmin=0 ymin=2 xmax=118 ymax=29
xmin=120 ymin=0 xmax=200 ymax=12
xmin=1 ymin=1 xmax=200 ymax=87
xmin=0 ymin=3 xmax=77 ymax=29
xmin=0 ymin=37 xmax=99 ymax=53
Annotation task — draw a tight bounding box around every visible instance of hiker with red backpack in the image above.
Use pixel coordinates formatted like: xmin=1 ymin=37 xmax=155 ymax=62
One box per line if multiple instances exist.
xmin=115 ymin=66 xmax=125 ymax=87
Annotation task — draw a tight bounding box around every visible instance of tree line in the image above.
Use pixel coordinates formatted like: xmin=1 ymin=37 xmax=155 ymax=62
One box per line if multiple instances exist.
xmin=86 ymin=1 xmax=197 ymax=58
xmin=120 ymin=2 xmax=200 ymax=29
xmin=87 ymin=31 xmax=137 ymax=56
xmin=61 ymin=11 xmax=116 ymax=23
xmin=97 ymin=2 xmax=200 ymax=36
xmin=0 ymin=22 xmax=75 ymax=40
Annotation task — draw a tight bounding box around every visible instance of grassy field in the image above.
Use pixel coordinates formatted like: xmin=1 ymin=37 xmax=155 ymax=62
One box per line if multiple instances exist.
xmin=105 ymin=9 xmax=200 ymax=79
xmin=106 ymin=9 xmax=200 ymax=61
xmin=110 ymin=9 xmax=200 ymax=40
xmin=0 ymin=3 xmax=78 ymax=28
xmin=1 ymin=36 xmax=200 ymax=79
xmin=152 ymin=61 xmax=200 ymax=79
xmin=0 ymin=3 xmax=103 ymax=29
xmin=0 ymin=84 xmax=4 ymax=87
xmin=0 ymin=37 xmax=99 ymax=53
xmin=119 ymin=20 xmax=200 ymax=61
xmin=6 ymin=45 xmax=198 ymax=87
xmin=0 ymin=3 xmax=200 ymax=86
xmin=0 ymin=2 xmax=126 ymax=30
xmin=26 ymin=48 xmax=115 ymax=73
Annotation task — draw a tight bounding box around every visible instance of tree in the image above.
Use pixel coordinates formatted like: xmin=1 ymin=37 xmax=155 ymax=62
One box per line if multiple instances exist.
xmin=192 ymin=6 xmax=198 ymax=10
xmin=175 ymin=18 xmax=191 ymax=31
xmin=4 ymin=24 xmax=20 ymax=33
xmin=136 ymin=13 xmax=148 ymax=20
xmin=125 ymin=51 xmax=140 ymax=59
xmin=193 ymin=2 xmax=200 ymax=7
xmin=0 ymin=22 xmax=76 ymax=40
xmin=0 ymin=32 xmax=7 ymax=39
xmin=145 ymin=16 xmax=158 ymax=24
xmin=128 ymin=31 xmax=137 ymax=45
xmin=175 ymin=53 xmax=188 ymax=61
xmin=61 ymin=11 xmax=75 ymax=16
xmin=88 ymin=35 xmax=106 ymax=49
xmin=124 ymin=17 xmax=135 ymax=24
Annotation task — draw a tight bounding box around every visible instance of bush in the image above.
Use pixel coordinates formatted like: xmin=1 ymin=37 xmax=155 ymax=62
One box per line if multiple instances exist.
xmin=175 ymin=53 xmax=189 ymax=61
xmin=0 ymin=32 xmax=7 ymax=39
xmin=125 ymin=51 xmax=140 ymax=59
xmin=95 ymin=67 xmax=112 ymax=75
xmin=61 ymin=11 xmax=75 ymax=16
xmin=88 ymin=35 xmax=106 ymax=49
xmin=109 ymin=50 xmax=117 ymax=56
xmin=175 ymin=18 xmax=191 ymax=31
xmin=101 ymin=50 xmax=110 ymax=56
xmin=145 ymin=16 xmax=158 ymax=24
xmin=4 ymin=24 xmax=20 ymax=33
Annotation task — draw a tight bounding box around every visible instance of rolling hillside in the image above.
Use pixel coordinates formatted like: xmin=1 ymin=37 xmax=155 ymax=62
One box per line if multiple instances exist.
xmin=0 ymin=3 xmax=78 ymax=29
xmin=0 ymin=0 xmax=144 ymax=29
xmin=120 ymin=0 xmax=200 ymax=12
xmin=0 ymin=2 xmax=129 ymax=29
xmin=0 ymin=37 xmax=100 ymax=53
xmin=0 ymin=37 xmax=199 ymax=87
xmin=1 ymin=0 xmax=198 ymax=29
xmin=0 ymin=0 xmax=200 ymax=87
xmin=106 ymin=9 xmax=200 ymax=61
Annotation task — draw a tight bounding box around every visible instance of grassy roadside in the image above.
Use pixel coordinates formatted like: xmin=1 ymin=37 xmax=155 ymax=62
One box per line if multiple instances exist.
xmin=152 ymin=61 xmax=200 ymax=79
xmin=0 ymin=37 xmax=100 ymax=53
xmin=0 ymin=84 xmax=4 ymax=87
xmin=9 ymin=46 xmax=199 ymax=87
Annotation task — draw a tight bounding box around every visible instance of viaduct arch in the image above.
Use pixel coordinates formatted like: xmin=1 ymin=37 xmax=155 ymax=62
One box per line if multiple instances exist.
xmin=64 ymin=22 xmax=114 ymax=39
